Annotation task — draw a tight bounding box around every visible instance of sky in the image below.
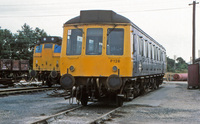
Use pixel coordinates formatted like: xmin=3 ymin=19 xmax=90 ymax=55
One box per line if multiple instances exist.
xmin=0 ymin=0 xmax=200 ymax=62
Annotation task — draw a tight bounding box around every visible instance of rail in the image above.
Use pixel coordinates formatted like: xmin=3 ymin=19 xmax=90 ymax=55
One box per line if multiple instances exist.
xmin=0 ymin=87 xmax=55 ymax=96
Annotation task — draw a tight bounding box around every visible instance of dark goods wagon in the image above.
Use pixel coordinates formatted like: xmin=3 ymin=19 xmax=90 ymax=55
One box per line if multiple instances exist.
xmin=0 ymin=59 xmax=30 ymax=86
xmin=20 ymin=60 xmax=29 ymax=71
xmin=0 ymin=59 xmax=12 ymax=71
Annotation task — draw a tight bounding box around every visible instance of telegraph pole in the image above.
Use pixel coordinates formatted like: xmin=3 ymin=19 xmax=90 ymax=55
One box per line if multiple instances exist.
xmin=189 ymin=0 xmax=199 ymax=64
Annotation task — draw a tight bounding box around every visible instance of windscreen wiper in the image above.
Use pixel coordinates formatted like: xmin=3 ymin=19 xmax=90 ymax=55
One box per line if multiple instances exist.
xmin=107 ymin=24 xmax=117 ymax=36
xmin=74 ymin=25 xmax=84 ymax=34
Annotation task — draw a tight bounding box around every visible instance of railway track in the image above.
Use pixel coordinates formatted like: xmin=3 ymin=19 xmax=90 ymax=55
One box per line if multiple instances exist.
xmin=31 ymin=88 xmax=156 ymax=124
xmin=31 ymin=102 xmax=121 ymax=124
xmin=31 ymin=106 xmax=83 ymax=124
xmin=0 ymin=87 xmax=56 ymax=96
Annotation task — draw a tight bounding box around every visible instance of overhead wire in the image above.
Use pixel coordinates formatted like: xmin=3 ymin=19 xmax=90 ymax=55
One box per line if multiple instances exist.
xmin=0 ymin=6 xmax=192 ymax=18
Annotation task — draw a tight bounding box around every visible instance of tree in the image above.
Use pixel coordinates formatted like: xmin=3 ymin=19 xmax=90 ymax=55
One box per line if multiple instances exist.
xmin=167 ymin=57 xmax=175 ymax=72
xmin=167 ymin=56 xmax=188 ymax=73
xmin=0 ymin=29 xmax=15 ymax=59
xmin=0 ymin=23 xmax=48 ymax=68
xmin=176 ymin=57 xmax=188 ymax=73
xmin=14 ymin=23 xmax=48 ymax=67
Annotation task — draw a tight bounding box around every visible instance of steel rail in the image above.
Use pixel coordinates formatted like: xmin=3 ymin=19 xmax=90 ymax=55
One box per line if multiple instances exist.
xmin=31 ymin=105 xmax=83 ymax=124
xmin=87 ymin=107 xmax=121 ymax=124
xmin=0 ymin=87 xmax=55 ymax=96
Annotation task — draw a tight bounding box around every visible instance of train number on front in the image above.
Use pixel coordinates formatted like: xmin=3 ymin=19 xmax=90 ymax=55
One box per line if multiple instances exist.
xmin=110 ymin=59 xmax=120 ymax=63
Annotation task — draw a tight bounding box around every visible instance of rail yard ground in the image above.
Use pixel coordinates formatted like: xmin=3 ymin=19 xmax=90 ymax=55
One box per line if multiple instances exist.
xmin=0 ymin=81 xmax=200 ymax=124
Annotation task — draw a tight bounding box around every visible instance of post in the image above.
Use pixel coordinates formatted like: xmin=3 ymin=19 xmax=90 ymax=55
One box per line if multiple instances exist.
xmin=189 ymin=0 xmax=199 ymax=64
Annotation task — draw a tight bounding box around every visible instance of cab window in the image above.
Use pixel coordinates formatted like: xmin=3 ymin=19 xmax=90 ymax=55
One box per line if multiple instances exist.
xmin=66 ymin=29 xmax=83 ymax=55
xmin=107 ymin=28 xmax=124 ymax=55
xmin=54 ymin=44 xmax=61 ymax=53
xmin=44 ymin=44 xmax=53 ymax=49
xmin=86 ymin=28 xmax=103 ymax=55
xmin=35 ymin=45 xmax=42 ymax=53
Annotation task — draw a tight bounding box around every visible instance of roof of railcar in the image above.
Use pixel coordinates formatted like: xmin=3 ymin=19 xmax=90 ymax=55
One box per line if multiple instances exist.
xmin=64 ymin=10 xmax=166 ymax=51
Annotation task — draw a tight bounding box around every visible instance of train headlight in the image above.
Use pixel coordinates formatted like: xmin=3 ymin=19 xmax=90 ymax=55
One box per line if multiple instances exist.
xmin=69 ymin=66 xmax=75 ymax=72
xmin=112 ymin=66 xmax=118 ymax=72
xmin=106 ymin=74 xmax=122 ymax=90
xmin=60 ymin=74 xmax=75 ymax=90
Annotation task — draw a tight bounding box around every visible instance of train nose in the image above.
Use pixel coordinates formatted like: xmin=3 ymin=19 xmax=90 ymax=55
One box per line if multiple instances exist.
xmin=60 ymin=74 xmax=75 ymax=90
xmin=106 ymin=74 xmax=122 ymax=90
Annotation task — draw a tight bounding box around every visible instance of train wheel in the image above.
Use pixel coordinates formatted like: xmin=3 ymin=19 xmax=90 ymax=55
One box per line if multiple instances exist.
xmin=81 ymin=93 xmax=88 ymax=106
xmin=24 ymin=75 xmax=30 ymax=82
xmin=46 ymin=80 xmax=52 ymax=87
xmin=139 ymin=80 xmax=148 ymax=95
xmin=156 ymin=82 xmax=160 ymax=88
xmin=124 ymin=82 xmax=134 ymax=101
xmin=153 ymin=81 xmax=158 ymax=90
xmin=116 ymin=96 xmax=123 ymax=107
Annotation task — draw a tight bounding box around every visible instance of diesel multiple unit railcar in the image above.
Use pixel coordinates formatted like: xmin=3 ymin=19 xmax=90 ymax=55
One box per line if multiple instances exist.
xmin=31 ymin=36 xmax=62 ymax=87
xmin=60 ymin=10 xmax=166 ymax=106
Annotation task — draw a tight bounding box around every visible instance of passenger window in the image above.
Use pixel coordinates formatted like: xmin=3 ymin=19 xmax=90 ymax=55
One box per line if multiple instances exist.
xmin=163 ymin=52 xmax=166 ymax=62
xmin=143 ymin=39 xmax=145 ymax=56
xmin=54 ymin=44 xmax=61 ymax=53
xmin=137 ymin=36 xmax=140 ymax=54
xmin=150 ymin=44 xmax=152 ymax=59
xmin=158 ymin=49 xmax=161 ymax=61
xmin=107 ymin=28 xmax=124 ymax=55
xmin=44 ymin=44 xmax=53 ymax=49
xmin=133 ymin=34 xmax=135 ymax=54
xmin=86 ymin=28 xmax=103 ymax=55
xmin=154 ymin=46 xmax=157 ymax=60
xmin=151 ymin=45 xmax=155 ymax=59
xmin=35 ymin=45 xmax=42 ymax=53
xmin=138 ymin=36 xmax=143 ymax=56
xmin=146 ymin=41 xmax=148 ymax=58
xmin=66 ymin=29 xmax=83 ymax=55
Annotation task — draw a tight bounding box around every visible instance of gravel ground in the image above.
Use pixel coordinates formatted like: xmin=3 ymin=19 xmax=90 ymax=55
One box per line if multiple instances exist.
xmin=49 ymin=103 xmax=117 ymax=124
xmin=106 ymin=82 xmax=200 ymax=124
xmin=1 ymin=81 xmax=200 ymax=124
xmin=0 ymin=90 xmax=78 ymax=124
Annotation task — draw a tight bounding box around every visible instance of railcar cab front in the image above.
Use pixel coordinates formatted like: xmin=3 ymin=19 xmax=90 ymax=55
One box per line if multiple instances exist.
xmin=31 ymin=36 xmax=62 ymax=87
xmin=60 ymin=10 xmax=166 ymax=106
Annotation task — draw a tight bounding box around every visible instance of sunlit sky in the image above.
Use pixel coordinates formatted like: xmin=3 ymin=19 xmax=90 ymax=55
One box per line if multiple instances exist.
xmin=0 ymin=0 xmax=200 ymax=62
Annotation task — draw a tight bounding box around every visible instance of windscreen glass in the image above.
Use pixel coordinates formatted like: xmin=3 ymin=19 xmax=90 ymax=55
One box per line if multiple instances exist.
xmin=35 ymin=45 xmax=42 ymax=53
xmin=107 ymin=28 xmax=124 ymax=55
xmin=86 ymin=28 xmax=103 ymax=55
xmin=66 ymin=29 xmax=83 ymax=55
xmin=54 ymin=44 xmax=61 ymax=53
xmin=44 ymin=44 xmax=53 ymax=49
